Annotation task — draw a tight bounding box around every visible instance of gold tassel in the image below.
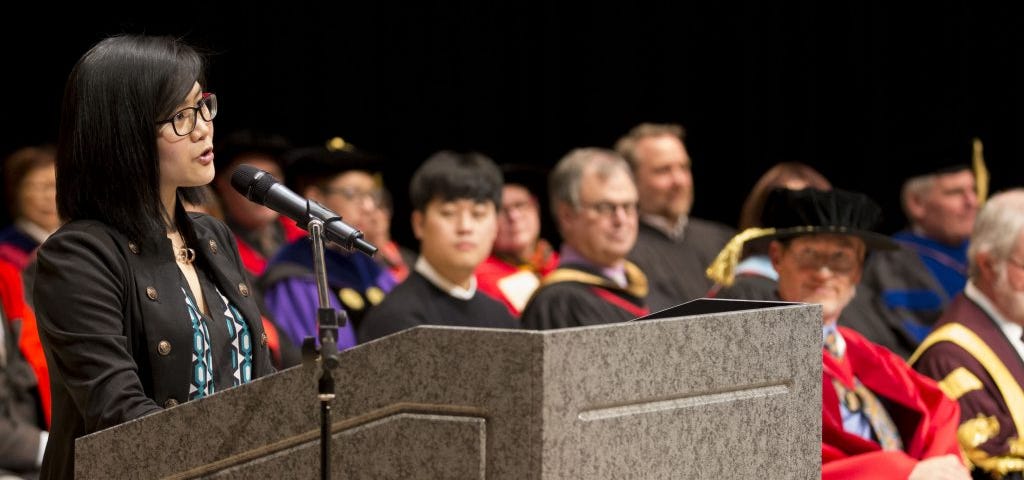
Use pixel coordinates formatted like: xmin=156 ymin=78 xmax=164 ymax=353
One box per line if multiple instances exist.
xmin=326 ymin=136 xmax=355 ymax=152
xmin=705 ymin=227 xmax=777 ymax=287
xmin=972 ymin=137 xmax=989 ymax=204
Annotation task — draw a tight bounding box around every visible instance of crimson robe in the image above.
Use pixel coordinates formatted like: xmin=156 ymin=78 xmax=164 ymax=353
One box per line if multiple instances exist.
xmin=822 ymin=326 xmax=962 ymax=479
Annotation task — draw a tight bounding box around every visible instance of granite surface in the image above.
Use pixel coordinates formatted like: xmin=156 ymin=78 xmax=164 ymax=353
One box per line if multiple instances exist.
xmin=75 ymin=303 xmax=821 ymax=479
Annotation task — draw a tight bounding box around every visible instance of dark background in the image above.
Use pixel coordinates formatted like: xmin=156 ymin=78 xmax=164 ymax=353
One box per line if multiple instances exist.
xmin=3 ymin=3 xmax=1020 ymax=248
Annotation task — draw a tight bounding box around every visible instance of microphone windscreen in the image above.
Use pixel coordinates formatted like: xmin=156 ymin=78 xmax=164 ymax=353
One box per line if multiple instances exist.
xmin=230 ymin=164 xmax=279 ymax=203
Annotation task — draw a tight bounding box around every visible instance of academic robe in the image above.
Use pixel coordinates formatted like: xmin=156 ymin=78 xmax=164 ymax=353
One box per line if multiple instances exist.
xmin=861 ymin=231 xmax=968 ymax=342
xmin=912 ymin=293 xmax=1024 ymax=480
xmin=0 ymin=262 xmax=45 ymax=475
xmin=823 ymin=326 xmax=962 ymax=479
xmin=476 ymin=241 xmax=559 ymax=317
xmin=520 ymin=262 xmax=649 ymax=330
xmin=0 ymin=225 xmax=40 ymax=272
xmin=260 ymin=237 xmax=396 ymax=350
xmin=628 ymin=218 xmax=734 ymax=311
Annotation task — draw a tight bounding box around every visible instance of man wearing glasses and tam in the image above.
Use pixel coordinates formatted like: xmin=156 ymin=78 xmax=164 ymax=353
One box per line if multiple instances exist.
xmin=712 ymin=188 xmax=968 ymax=480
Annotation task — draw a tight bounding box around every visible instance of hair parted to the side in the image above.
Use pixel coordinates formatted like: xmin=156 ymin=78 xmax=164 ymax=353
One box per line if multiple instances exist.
xmin=57 ymin=34 xmax=206 ymax=241
xmin=967 ymin=188 xmax=1024 ymax=281
xmin=547 ymin=147 xmax=633 ymax=220
xmin=408 ymin=150 xmax=503 ymax=212
xmin=613 ymin=122 xmax=686 ymax=170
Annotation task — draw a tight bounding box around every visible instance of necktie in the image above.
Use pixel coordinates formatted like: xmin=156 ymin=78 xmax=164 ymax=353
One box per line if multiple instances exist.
xmin=824 ymin=326 xmax=903 ymax=451
xmin=832 ymin=379 xmax=904 ymax=451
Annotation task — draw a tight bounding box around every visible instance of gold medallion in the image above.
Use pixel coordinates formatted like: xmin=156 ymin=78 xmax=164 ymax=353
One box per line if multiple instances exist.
xmin=366 ymin=286 xmax=385 ymax=306
xmin=338 ymin=288 xmax=365 ymax=311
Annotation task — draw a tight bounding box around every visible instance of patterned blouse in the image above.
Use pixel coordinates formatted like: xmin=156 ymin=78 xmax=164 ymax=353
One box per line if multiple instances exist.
xmin=180 ymin=270 xmax=253 ymax=400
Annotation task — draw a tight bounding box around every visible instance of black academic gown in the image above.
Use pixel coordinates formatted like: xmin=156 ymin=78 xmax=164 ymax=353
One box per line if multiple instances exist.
xmin=628 ymin=217 xmax=734 ymax=311
xmin=521 ymin=262 xmax=649 ymax=330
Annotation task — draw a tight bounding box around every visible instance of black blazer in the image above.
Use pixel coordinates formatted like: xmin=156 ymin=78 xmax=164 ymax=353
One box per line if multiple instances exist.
xmin=33 ymin=212 xmax=275 ymax=479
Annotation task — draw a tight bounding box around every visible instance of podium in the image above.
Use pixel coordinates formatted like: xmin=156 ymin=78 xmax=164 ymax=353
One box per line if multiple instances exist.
xmin=76 ymin=301 xmax=822 ymax=479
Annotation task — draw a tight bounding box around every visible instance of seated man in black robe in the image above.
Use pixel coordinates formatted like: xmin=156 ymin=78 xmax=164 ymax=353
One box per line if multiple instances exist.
xmin=615 ymin=123 xmax=734 ymax=310
xmin=521 ymin=148 xmax=649 ymax=330
xmin=357 ymin=151 xmax=517 ymax=342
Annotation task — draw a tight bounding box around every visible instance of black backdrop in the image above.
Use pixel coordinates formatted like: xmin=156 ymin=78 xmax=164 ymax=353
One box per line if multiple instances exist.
xmin=3 ymin=3 xmax=1020 ymax=249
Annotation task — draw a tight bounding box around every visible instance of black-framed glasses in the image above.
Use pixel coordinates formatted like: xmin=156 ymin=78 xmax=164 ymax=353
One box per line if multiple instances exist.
xmin=790 ymin=248 xmax=859 ymax=274
xmin=320 ymin=185 xmax=382 ymax=205
xmin=156 ymin=92 xmax=217 ymax=136
xmin=579 ymin=201 xmax=638 ymax=218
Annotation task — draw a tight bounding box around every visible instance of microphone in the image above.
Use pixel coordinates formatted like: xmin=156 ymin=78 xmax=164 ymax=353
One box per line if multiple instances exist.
xmin=230 ymin=164 xmax=377 ymax=256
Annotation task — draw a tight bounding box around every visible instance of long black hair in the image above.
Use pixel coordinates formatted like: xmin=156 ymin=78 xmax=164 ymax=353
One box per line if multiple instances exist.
xmin=57 ymin=34 xmax=206 ymax=241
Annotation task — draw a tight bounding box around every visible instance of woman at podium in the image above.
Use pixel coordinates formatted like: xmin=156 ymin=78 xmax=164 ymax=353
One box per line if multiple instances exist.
xmin=32 ymin=34 xmax=276 ymax=479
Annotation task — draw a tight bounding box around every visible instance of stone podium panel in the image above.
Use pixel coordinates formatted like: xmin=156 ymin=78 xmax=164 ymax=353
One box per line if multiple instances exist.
xmin=76 ymin=302 xmax=821 ymax=479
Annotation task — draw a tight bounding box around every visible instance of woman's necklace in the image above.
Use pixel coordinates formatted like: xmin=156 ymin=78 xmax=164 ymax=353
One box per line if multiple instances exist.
xmin=175 ymin=232 xmax=196 ymax=265
xmin=170 ymin=229 xmax=206 ymax=314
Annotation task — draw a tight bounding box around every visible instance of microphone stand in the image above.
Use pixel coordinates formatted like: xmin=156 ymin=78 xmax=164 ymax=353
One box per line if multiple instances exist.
xmin=301 ymin=218 xmax=346 ymax=480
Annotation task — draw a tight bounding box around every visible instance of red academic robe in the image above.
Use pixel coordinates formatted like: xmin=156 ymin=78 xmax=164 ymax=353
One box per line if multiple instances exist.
xmin=0 ymin=261 xmax=50 ymax=426
xmin=476 ymin=243 xmax=559 ymax=317
xmin=235 ymin=216 xmax=307 ymax=276
xmin=822 ymin=326 xmax=962 ymax=479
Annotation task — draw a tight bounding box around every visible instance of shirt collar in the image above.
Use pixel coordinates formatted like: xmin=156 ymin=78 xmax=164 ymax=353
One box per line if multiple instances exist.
xmin=559 ymin=244 xmax=627 ymax=288
xmin=641 ymin=213 xmax=688 ymax=240
xmin=822 ymin=322 xmax=846 ymax=357
xmin=15 ymin=218 xmax=55 ymax=244
xmin=414 ymin=256 xmax=476 ymax=300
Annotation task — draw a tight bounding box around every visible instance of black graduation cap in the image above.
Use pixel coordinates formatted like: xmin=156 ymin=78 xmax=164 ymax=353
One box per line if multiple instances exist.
xmin=903 ymin=135 xmax=990 ymax=202
xmin=706 ymin=188 xmax=897 ymax=286
xmin=758 ymin=188 xmax=896 ymax=249
xmin=283 ymin=136 xmax=380 ymax=192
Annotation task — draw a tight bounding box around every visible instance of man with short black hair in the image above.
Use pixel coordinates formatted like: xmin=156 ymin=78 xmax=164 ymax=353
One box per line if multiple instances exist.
xmin=357 ymin=151 xmax=517 ymax=342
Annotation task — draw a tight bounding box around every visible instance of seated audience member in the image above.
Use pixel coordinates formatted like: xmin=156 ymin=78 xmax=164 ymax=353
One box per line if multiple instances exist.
xmin=261 ymin=140 xmax=397 ymax=349
xmin=212 ymin=130 xmax=305 ymax=276
xmin=0 ymin=145 xmax=60 ymax=272
xmin=862 ymin=137 xmax=987 ymax=343
xmin=709 ymin=162 xmax=834 ymax=296
xmin=476 ymin=164 xmax=559 ymax=316
xmin=713 ymin=187 xmax=968 ymax=479
xmin=615 ymin=123 xmax=734 ymax=311
xmin=520 ymin=148 xmax=648 ymax=329
xmin=358 ymin=151 xmax=517 ymax=342
xmin=709 ymin=162 xmax=915 ymax=358
xmin=1 ymin=260 xmax=48 ymax=479
xmin=912 ymin=189 xmax=1024 ymax=480
xmin=365 ymin=185 xmax=417 ymax=283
